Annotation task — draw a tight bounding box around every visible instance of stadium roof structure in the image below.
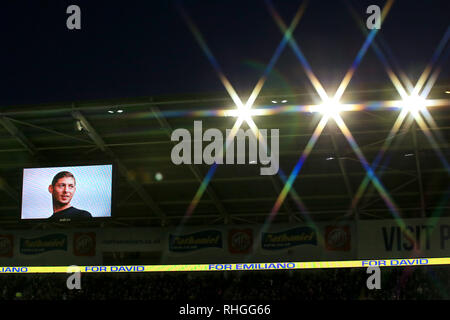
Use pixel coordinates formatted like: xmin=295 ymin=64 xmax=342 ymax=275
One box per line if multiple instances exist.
xmin=0 ymin=84 xmax=449 ymax=229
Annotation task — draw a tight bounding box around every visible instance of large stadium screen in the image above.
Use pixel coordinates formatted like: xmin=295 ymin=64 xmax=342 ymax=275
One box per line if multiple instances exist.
xmin=21 ymin=164 xmax=113 ymax=222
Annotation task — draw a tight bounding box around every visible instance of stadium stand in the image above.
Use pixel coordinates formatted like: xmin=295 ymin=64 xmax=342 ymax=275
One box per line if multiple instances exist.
xmin=1 ymin=266 xmax=449 ymax=300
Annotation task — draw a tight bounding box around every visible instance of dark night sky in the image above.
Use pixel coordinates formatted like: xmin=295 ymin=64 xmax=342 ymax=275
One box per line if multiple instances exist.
xmin=0 ymin=0 xmax=448 ymax=106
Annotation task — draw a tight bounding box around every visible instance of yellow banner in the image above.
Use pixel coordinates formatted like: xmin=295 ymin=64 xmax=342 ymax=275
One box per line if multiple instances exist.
xmin=1 ymin=257 xmax=449 ymax=274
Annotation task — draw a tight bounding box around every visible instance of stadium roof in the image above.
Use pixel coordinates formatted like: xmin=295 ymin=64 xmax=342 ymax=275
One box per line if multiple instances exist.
xmin=0 ymin=84 xmax=449 ymax=229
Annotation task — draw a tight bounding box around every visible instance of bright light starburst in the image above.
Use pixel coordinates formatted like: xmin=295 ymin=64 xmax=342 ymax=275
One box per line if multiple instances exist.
xmin=314 ymin=98 xmax=344 ymax=118
xmin=402 ymin=95 xmax=428 ymax=115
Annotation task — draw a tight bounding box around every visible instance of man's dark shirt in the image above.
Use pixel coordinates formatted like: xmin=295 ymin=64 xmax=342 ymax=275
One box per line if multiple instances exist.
xmin=48 ymin=206 xmax=92 ymax=221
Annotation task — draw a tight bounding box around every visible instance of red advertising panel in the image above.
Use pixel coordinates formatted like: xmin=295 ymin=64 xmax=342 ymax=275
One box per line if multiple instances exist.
xmin=0 ymin=235 xmax=14 ymax=257
xmin=325 ymin=226 xmax=351 ymax=251
xmin=74 ymin=232 xmax=96 ymax=256
xmin=228 ymin=229 xmax=253 ymax=254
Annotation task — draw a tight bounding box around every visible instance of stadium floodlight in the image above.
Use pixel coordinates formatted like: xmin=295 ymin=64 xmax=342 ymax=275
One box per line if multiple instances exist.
xmin=314 ymin=97 xmax=344 ymax=118
xmin=155 ymin=172 xmax=163 ymax=181
xmin=402 ymin=94 xmax=427 ymax=114
xmin=236 ymin=107 xmax=253 ymax=123
xmin=75 ymin=120 xmax=83 ymax=132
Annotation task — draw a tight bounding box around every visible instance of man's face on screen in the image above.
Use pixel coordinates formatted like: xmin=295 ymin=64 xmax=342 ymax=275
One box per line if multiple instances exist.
xmin=49 ymin=177 xmax=76 ymax=206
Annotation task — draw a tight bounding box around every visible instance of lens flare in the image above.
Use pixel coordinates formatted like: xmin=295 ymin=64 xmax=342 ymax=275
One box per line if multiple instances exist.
xmin=178 ymin=1 xmax=309 ymax=219
xmin=314 ymin=98 xmax=344 ymax=118
xmin=265 ymin=0 xmax=395 ymax=221
xmin=402 ymin=95 xmax=427 ymax=115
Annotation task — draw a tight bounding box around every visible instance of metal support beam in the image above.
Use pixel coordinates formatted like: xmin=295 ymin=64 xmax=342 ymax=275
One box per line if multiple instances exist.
xmin=230 ymin=216 xmax=260 ymax=224
xmin=117 ymin=189 xmax=138 ymax=207
xmin=329 ymin=128 xmax=358 ymax=218
xmin=6 ymin=117 xmax=93 ymax=145
xmin=269 ymin=176 xmax=297 ymax=222
xmin=1 ymin=205 xmax=448 ymax=227
xmin=72 ymin=110 xmax=165 ymax=219
xmin=1 ymin=85 xmax=447 ymax=117
xmin=359 ymin=177 xmax=418 ymax=210
xmin=412 ymin=123 xmax=426 ymax=217
xmin=151 ymin=106 xmax=229 ymax=222
xmin=0 ymin=116 xmax=43 ymax=202
xmin=0 ymin=116 xmax=38 ymax=155
xmin=0 ymin=133 xmax=448 ymax=156
xmin=151 ymin=106 xmax=299 ymax=223
xmin=0 ymin=176 xmax=19 ymax=202
xmin=120 ymin=188 xmax=445 ymax=206
xmin=359 ymin=211 xmax=386 ymax=219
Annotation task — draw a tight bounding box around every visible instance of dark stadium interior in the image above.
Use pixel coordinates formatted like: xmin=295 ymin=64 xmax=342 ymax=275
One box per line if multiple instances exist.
xmin=0 ymin=0 xmax=449 ymax=304
xmin=0 ymin=85 xmax=448 ymax=228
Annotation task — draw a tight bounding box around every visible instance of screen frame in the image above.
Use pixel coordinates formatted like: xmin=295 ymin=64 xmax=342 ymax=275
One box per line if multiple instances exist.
xmin=19 ymin=161 xmax=117 ymax=225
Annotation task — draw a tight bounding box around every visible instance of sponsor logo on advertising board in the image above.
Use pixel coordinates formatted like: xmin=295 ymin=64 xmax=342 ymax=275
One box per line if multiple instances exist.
xmin=74 ymin=232 xmax=96 ymax=256
xmin=169 ymin=230 xmax=222 ymax=252
xmin=228 ymin=229 xmax=253 ymax=254
xmin=20 ymin=234 xmax=67 ymax=255
xmin=262 ymin=227 xmax=317 ymax=250
xmin=325 ymin=226 xmax=351 ymax=251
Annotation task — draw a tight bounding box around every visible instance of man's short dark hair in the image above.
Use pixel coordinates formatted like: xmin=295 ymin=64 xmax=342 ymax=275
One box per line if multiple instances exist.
xmin=52 ymin=171 xmax=76 ymax=186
